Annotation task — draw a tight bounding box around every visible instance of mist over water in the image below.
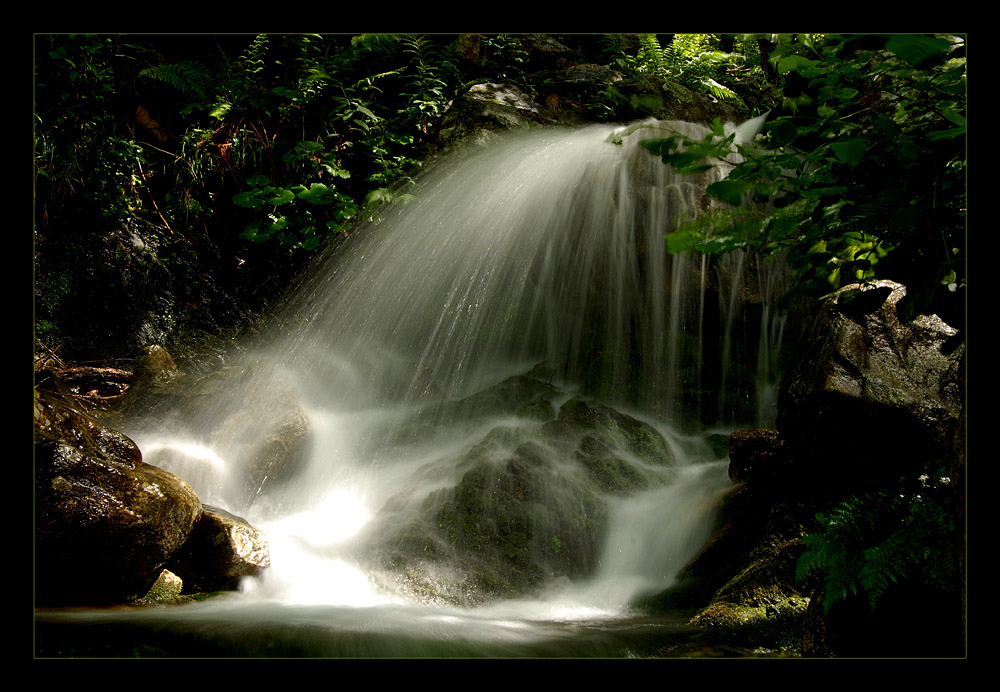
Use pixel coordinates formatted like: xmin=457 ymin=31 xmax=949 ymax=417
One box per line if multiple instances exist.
xmin=45 ymin=119 xmax=790 ymax=657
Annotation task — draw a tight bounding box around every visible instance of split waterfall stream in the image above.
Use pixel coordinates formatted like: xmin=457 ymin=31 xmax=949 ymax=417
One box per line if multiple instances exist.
xmin=41 ymin=117 xmax=794 ymax=657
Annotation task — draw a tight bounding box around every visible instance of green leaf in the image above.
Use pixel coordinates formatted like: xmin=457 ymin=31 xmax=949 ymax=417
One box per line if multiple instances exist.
xmin=830 ymin=139 xmax=868 ymax=167
xmin=927 ymin=127 xmax=966 ymax=141
xmin=233 ymin=190 xmax=264 ymax=209
xmin=885 ymin=35 xmax=951 ymax=67
xmin=639 ymin=136 xmax=679 ymax=157
xmin=941 ymin=108 xmax=966 ymax=127
xmin=297 ymin=183 xmax=336 ymax=204
xmin=707 ymin=179 xmax=753 ymax=206
xmin=665 ymin=227 xmax=700 ymax=254
xmin=267 ymin=188 xmax=296 ymax=205
xmin=927 ymin=107 xmax=966 ymax=140
xmin=243 ymin=220 xmax=271 ymax=241
xmin=777 ymin=55 xmax=820 ymax=74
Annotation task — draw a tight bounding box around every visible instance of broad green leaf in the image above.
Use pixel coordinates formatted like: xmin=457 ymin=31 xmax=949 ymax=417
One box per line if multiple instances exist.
xmin=927 ymin=127 xmax=966 ymax=141
xmin=665 ymin=227 xmax=701 ymax=254
xmin=707 ymin=179 xmax=753 ymax=206
xmin=267 ymin=188 xmax=296 ymax=205
xmin=927 ymin=107 xmax=966 ymax=140
xmin=941 ymin=108 xmax=966 ymax=127
xmin=297 ymin=183 xmax=336 ymax=204
xmin=233 ymin=191 xmax=264 ymax=209
xmin=831 ymin=139 xmax=868 ymax=167
xmin=700 ymin=235 xmax=748 ymax=253
xmin=639 ymin=137 xmax=678 ymax=157
xmin=354 ymin=104 xmax=377 ymax=121
xmin=885 ymin=35 xmax=951 ymax=67
xmin=243 ymin=220 xmax=270 ymax=241
xmin=777 ymin=55 xmax=819 ymax=74
xmin=268 ymin=215 xmax=289 ymax=232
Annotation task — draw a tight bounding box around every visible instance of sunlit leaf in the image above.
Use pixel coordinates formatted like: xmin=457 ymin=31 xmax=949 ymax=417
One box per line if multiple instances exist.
xmin=268 ymin=188 xmax=296 ymax=205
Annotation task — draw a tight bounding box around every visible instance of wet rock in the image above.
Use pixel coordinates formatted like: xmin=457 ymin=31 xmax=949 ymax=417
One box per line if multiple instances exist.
xmin=659 ymin=280 xmax=966 ymax=655
xmin=362 ymin=380 xmax=676 ymax=605
xmin=134 ymin=569 xmax=184 ymax=605
xmin=369 ymin=443 xmax=609 ymax=606
xmin=35 ymin=391 xmax=203 ymax=606
xmin=166 ymin=505 xmax=270 ymax=593
xmin=209 ymin=396 xmax=312 ymax=505
xmin=777 ymin=280 xmax=964 ymax=489
xmin=543 ymin=397 xmax=673 ymax=466
xmin=430 ymin=82 xmax=554 ymax=153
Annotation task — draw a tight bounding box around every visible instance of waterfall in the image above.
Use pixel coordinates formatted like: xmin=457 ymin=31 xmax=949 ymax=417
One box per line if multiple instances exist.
xmin=108 ymin=118 xmax=790 ymax=654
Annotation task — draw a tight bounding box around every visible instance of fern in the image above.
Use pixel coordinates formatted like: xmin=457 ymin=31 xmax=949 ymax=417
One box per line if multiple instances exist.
xmin=140 ymin=60 xmax=212 ymax=99
xmin=637 ymin=34 xmax=667 ymax=74
xmin=796 ymin=467 xmax=958 ymax=614
xmin=635 ymin=35 xmax=742 ymax=102
xmin=239 ymin=34 xmax=269 ymax=75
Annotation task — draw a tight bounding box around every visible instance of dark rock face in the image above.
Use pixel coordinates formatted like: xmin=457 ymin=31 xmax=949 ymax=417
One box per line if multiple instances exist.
xmin=777 ymin=280 xmax=964 ymax=491
xmin=430 ymin=82 xmax=556 ymax=154
xmin=35 ymin=391 xmax=202 ymax=606
xmin=728 ymin=428 xmax=791 ymax=484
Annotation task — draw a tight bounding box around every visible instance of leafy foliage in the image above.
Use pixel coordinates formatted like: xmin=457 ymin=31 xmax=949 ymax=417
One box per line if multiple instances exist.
xmin=620 ymin=34 xmax=772 ymax=108
xmin=34 ymin=35 xmax=146 ymax=220
xmin=33 ymin=33 xmax=475 ymax=353
xmin=796 ymin=468 xmax=958 ymax=614
xmin=652 ymin=34 xmax=966 ymax=327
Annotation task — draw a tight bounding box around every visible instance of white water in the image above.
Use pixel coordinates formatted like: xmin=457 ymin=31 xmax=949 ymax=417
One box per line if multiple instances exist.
xmin=87 ymin=119 xmax=790 ymax=656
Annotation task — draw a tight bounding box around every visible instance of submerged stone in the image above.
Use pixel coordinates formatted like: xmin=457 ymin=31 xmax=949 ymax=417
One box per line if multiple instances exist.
xmin=360 ymin=378 xmax=679 ymax=605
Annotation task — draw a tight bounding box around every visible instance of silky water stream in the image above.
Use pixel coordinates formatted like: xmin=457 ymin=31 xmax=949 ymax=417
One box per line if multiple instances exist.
xmin=38 ymin=118 xmax=790 ymax=657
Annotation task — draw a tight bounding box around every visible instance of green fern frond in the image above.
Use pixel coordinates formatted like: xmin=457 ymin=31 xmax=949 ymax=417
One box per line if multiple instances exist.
xmin=796 ymin=468 xmax=957 ymax=614
xmin=637 ymin=34 xmax=667 ymax=74
xmin=701 ymin=77 xmax=739 ymax=101
xmin=239 ymin=34 xmax=269 ymax=75
xmin=140 ymin=60 xmax=213 ymax=98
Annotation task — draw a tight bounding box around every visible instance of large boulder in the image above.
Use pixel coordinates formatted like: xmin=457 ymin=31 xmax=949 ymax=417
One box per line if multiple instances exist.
xmin=649 ymin=281 xmax=965 ymax=654
xmin=777 ymin=280 xmax=964 ymax=489
xmin=35 ymin=390 xmax=203 ymax=606
xmin=35 ymin=387 xmax=274 ymax=606
xmin=429 ymin=82 xmax=555 ymax=154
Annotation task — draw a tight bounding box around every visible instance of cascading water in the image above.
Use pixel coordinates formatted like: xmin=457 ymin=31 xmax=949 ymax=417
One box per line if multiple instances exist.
xmin=42 ymin=117 xmax=791 ymax=657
